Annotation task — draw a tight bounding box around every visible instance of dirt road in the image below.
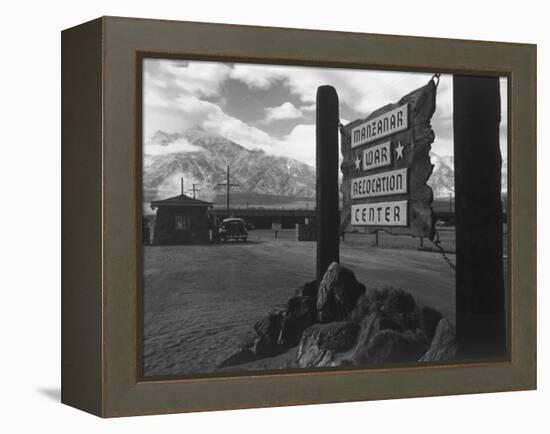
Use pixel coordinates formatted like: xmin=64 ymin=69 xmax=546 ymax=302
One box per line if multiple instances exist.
xmin=142 ymin=230 xmax=455 ymax=376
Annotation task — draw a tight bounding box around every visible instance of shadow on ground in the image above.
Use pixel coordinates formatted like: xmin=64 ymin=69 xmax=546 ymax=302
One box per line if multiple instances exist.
xmin=37 ymin=387 xmax=61 ymax=402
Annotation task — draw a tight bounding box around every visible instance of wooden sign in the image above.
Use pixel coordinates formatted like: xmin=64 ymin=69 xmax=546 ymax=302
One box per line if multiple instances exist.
xmin=351 ymin=104 xmax=409 ymax=147
xmin=351 ymin=200 xmax=408 ymax=226
xmin=351 ymin=168 xmax=408 ymax=199
xmin=360 ymin=141 xmax=392 ymax=171
xmin=340 ymin=79 xmax=437 ymax=239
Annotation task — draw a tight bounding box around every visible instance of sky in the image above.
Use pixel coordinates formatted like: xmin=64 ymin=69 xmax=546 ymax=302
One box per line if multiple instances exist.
xmin=143 ymin=58 xmax=508 ymax=167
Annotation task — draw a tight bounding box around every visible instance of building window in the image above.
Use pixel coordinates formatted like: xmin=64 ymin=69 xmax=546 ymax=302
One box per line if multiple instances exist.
xmin=175 ymin=214 xmax=191 ymax=230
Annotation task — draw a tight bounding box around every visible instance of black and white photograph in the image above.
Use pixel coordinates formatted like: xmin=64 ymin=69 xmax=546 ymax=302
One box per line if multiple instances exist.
xmin=2 ymin=0 xmax=543 ymax=428
xmin=140 ymin=58 xmax=508 ymax=378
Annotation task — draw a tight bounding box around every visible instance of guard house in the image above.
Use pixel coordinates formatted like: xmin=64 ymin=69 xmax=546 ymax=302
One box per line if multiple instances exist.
xmin=151 ymin=193 xmax=213 ymax=245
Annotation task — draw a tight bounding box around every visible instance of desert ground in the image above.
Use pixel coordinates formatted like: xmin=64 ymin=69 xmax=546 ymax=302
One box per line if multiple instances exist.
xmin=142 ymin=228 xmax=463 ymax=377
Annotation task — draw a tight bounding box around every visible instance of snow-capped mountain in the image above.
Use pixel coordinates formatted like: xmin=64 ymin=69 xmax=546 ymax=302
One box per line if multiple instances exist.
xmin=143 ymin=129 xmax=316 ymax=207
xmin=142 ymin=129 xmax=505 ymax=212
xmin=428 ymin=153 xmax=455 ymax=197
xmin=428 ymin=152 xmax=508 ymax=198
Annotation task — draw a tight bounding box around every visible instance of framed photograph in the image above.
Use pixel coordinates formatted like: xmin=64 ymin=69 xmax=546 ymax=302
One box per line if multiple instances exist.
xmin=61 ymin=16 xmax=536 ymax=417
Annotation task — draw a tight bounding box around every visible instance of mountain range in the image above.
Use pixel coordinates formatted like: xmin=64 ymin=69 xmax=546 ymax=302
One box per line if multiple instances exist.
xmin=143 ymin=129 xmax=316 ymax=209
xmin=143 ymin=129 xmax=503 ymax=211
xmin=428 ymin=153 xmax=454 ymax=197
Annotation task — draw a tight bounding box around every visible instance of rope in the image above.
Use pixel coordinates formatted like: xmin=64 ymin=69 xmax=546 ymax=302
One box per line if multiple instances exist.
xmin=430 ymin=230 xmax=456 ymax=272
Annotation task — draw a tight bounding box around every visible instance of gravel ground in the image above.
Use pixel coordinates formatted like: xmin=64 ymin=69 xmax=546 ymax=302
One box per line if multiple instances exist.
xmin=142 ymin=229 xmax=460 ymax=377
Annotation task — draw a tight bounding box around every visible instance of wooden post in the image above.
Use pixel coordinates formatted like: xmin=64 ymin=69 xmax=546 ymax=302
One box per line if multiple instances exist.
xmin=316 ymin=85 xmax=340 ymax=282
xmin=226 ymin=166 xmax=230 ymax=215
xmin=191 ymin=183 xmax=200 ymax=199
xmin=453 ymin=75 xmax=505 ymax=359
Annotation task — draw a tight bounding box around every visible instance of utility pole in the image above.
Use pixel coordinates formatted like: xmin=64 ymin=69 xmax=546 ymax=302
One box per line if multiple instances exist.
xmin=217 ymin=165 xmax=239 ymax=217
xmin=188 ymin=183 xmax=201 ymax=199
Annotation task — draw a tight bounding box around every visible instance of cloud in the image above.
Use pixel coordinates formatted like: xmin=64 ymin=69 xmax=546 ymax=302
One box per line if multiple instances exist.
xmin=143 ymin=86 xmax=280 ymax=156
xmin=145 ymin=137 xmax=201 ymax=156
xmin=300 ymin=103 xmax=316 ymax=112
xmin=202 ymin=106 xmax=274 ymax=151
xmin=145 ymin=83 xmax=317 ymax=164
xmin=227 ymin=63 xmax=437 ymax=116
xmin=274 ymin=124 xmax=316 ymax=166
xmin=172 ymin=62 xmax=231 ymax=98
xmin=143 ymin=91 xmax=217 ymax=137
xmin=262 ymin=102 xmax=303 ymax=123
xmin=143 ymin=59 xmax=508 ymax=170
xmin=144 ymin=58 xmax=231 ymax=99
xmin=143 ymin=59 xmax=279 ymax=151
xmin=230 ymin=64 xmax=286 ymax=89
xmin=144 ymin=61 xmax=444 ymax=166
xmin=143 ymin=59 xmax=232 ymax=138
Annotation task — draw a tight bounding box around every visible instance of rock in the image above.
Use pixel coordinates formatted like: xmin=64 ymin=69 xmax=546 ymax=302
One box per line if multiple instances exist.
xmin=251 ymin=335 xmax=273 ymax=359
xmin=351 ymin=287 xmax=416 ymax=324
xmin=419 ymin=318 xmax=457 ymax=362
xmin=235 ymin=329 xmax=258 ymax=348
xmin=389 ymin=312 xmax=419 ymax=332
xmin=296 ymin=322 xmax=359 ymax=368
xmin=351 ymin=287 xmax=420 ymax=333
xmin=353 ymin=328 xmax=429 ymax=365
xmin=295 ymin=280 xmax=319 ymax=301
xmin=351 ymin=313 xmax=383 ymax=363
xmin=278 ymin=296 xmax=316 ymax=347
xmin=351 ymin=294 xmax=374 ymax=324
xmin=380 ymin=288 xmax=416 ymax=317
xmin=418 ymin=306 xmax=443 ymax=342
xmin=350 ymin=312 xmax=406 ymax=362
xmin=317 ymin=262 xmax=365 ymax=323
xmin=254 ymin=308 xmax=284 ymax=347
xmin=217 ymin=348 xmax=256 ymax=369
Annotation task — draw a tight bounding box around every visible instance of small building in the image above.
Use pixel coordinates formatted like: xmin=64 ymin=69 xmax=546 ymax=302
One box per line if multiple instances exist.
xmin=151 ymin=194 xmax=213 ymax=245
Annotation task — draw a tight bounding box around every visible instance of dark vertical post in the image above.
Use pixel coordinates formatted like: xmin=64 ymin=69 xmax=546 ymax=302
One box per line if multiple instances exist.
xmin=180 ymin=178 xmax=184 ymax=195
xmin=217 ymin=167 xmax=239 ymax=219
xmin=316 ymin=85 xmax=340 ymax=282
xmin=226 ymin=165 xmax=230 ymax=216
xmin=191 ymin=183 xmax=199 ymax=199
xmin=453 ymin=75 xmax=505 ymax=359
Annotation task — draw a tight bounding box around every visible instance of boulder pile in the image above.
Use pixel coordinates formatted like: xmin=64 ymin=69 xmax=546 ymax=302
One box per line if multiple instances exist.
xmin=218 ymin=262 xmax=456 ymax=370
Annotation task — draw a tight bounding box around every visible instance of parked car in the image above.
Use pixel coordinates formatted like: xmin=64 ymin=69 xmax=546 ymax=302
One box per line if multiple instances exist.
xmin=219 ymin=218 xmax=248 ymax=242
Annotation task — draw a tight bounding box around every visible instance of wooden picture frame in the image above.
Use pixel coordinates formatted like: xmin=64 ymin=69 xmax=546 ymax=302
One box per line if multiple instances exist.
xmin=61 ymin=16 xmax=536 ymax=417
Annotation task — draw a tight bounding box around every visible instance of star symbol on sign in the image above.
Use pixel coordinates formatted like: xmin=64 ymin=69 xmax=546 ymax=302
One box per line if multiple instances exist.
xmin=354 ymin=155 xmax=362 ymax=170
xmin=395 ymin=142 xmax=405 ymax=160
